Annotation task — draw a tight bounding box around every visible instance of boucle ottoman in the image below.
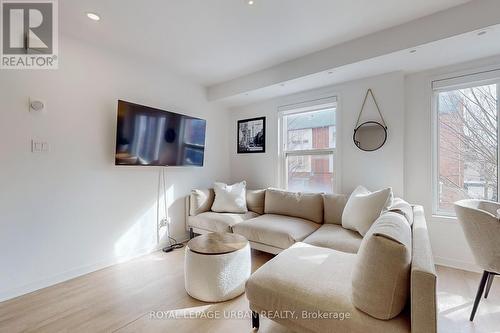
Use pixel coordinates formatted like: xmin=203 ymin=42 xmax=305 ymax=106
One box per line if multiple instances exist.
xmin=184 ymin=232 xmax=251 ymax=302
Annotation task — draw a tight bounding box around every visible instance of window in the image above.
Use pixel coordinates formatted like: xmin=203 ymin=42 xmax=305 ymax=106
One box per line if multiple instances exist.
xmin=279 ymin=99 xmax=337 ymax=193
xmin=434 ymin=74 xmax=499 ymax=215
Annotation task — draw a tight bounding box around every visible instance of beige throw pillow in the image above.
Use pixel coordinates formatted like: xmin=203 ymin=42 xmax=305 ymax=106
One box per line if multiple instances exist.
xmin=342 ymin=185 xmax=393 ymax=236
xmin=211 ymin=181 xmax=248 ymax=213
xmin=351 ymin=212 xmax=412 ymax=320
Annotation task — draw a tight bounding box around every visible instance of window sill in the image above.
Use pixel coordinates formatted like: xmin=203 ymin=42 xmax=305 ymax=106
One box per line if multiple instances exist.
xmin=431 ymin=214 xmax=458 ymax=223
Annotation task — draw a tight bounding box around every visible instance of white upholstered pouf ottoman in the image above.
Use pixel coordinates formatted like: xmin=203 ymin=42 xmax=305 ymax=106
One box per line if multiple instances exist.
xmin=184 ymin=232 xmax=251 ymax=302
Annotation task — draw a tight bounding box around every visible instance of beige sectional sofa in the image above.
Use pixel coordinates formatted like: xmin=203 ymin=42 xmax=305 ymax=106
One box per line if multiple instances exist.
xmin=185 ymin=187 xmax=437 ymax=333
xmin=186 ymin=188 xmax=361 ymax=254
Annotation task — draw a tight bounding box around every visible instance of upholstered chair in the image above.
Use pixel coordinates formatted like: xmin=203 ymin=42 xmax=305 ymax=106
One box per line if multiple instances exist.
xmin=454 ymin=199 xmax=500 ymax=321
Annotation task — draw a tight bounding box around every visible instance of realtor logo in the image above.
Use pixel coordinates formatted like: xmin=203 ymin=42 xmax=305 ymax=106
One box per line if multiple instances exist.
xmin=1 ymin=0 xmax=58 ymax=69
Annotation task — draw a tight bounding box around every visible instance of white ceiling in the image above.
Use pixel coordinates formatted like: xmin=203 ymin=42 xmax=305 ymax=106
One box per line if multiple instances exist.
xmin=216 ymin=24 xmax=500 ymax=107
xmin=60 ymin=0 xmax=471 ymax=86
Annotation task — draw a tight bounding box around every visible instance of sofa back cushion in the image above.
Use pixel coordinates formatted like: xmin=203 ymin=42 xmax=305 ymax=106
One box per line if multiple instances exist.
xmin=351 ymin=212 xmax=412 ymax=320
xmin=388 ymin=197 xmax=414 ymax=226
xmin=264 ymin=188 xmax=323 ymax=224
xmin=323 ymin=193 xmax=348 ymax=225
xmin=342 ymin=186 xmax=393 ymax=236
xmin=246 ymin=189 xmax=266 ymax=215
xmin=190 ymin=189 xmax=215 ymax=216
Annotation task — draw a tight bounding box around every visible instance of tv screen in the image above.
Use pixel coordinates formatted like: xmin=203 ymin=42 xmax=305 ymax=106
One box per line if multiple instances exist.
xmin=115 ymin=100 xmax=207 ymax=166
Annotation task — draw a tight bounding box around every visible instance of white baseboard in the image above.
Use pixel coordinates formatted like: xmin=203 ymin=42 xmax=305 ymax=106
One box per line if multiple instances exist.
xmin=434 ymin=256 xmax=482 ymax=273
xmin=0 ymin=237 xmax=188 ymax=303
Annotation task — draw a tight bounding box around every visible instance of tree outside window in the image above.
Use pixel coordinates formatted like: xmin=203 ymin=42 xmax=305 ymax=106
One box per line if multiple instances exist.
xmin=437 ymin=83 xmax=498 ymax=214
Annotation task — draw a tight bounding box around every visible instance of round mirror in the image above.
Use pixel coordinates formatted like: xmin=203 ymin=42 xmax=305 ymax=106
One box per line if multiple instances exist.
xmin=353 ymin=121 xmax=387 ymax=151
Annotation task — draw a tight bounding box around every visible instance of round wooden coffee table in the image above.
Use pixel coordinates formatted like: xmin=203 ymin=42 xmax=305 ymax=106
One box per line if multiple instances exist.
xmin=184 ymin=232 xmax=251 ymax=302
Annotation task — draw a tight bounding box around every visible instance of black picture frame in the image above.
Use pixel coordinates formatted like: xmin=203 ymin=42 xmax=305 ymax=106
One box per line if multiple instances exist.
xmin=237 ymin=117 xmax=266 ymax=154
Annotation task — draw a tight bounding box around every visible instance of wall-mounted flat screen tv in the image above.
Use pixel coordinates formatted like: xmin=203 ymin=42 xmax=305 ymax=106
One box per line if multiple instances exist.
xmin=115 ymin=100 xmax=207 ymax=166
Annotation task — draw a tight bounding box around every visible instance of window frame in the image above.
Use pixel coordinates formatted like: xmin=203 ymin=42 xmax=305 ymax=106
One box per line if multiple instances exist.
xmin=431 ymin=74 xmax=500 ymax=217
xmin=278 ymin=99 xmax=339 ymax=193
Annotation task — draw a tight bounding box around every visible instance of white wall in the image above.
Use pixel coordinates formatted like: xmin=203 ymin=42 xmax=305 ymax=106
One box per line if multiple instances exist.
xmin=0 ymin=36 xmax=230 ymax=301
xmin=229 ymin=72 xmax=405 ymax=197
xmin=405 ymin=55 xmax=500 ymax=272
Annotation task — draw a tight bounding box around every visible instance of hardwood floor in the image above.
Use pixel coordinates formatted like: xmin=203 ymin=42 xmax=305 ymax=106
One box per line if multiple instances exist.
xmin=437 ymin=266 xmax=500 ymax=333
xmin=0 ymin=248 xmax=498 ymax=333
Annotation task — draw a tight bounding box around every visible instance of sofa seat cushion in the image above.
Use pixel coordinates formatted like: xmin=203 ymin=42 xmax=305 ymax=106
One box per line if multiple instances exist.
xmin=303 ymin=224 xmax=363 ymax=253
xmin=187 ymin=211 xmax=259 ymax=233
xmin=246 ymin=243 xmax=410 ymax=333
xmin=232 ymin=214 xmax=320 ymax=250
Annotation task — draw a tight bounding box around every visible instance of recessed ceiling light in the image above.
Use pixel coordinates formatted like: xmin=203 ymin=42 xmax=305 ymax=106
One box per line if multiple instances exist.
xmin=86 ymin=12 xmax=100 ymax=21
xmin=477 ymin=31 xmax=487 ymax=36
xmin=409 ymin=49 xmax=417 ymax=54
xmin=247 ymin=0 xmax=255 ymax=5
